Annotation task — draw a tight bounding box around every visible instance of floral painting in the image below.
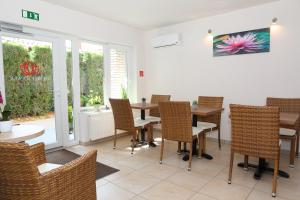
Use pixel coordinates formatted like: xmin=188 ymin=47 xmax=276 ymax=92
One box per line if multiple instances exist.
xmin=213 ymin=28 xmax=270 ymax=57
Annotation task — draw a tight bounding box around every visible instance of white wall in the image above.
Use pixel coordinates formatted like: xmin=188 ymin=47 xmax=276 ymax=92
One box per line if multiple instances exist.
xmin=0 ymin=0 xmax=145 ymax=101
xmin=143 ymin=0 xmax=300 ymax=145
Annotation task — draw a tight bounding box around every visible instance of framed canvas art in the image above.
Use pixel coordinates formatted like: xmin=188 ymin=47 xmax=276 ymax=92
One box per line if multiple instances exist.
xmin=213 ymin=28 xmax=270 ymax=57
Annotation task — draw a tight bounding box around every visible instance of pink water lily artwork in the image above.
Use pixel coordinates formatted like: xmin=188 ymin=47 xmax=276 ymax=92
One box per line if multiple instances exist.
xmin=213 ymin=28 xmax=270 ymax=57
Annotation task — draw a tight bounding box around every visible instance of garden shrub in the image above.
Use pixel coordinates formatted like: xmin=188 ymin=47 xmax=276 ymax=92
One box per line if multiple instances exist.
xmin=79 ymin=52 xmax=104 ymax=106
xmin=3 ymin=43 xmax=53 ymax=118
xmin=3 ymin=42 xmax=104 ymax=118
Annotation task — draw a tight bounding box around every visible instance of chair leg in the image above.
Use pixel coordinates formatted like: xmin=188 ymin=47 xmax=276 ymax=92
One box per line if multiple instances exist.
xmin=147 ymin=124 xmax=154 ymax=143
xmin=203 ymin=133 xmax=206 ymax=154
xmin=272 ymin=159 xmax=279 ymax=197
xmin=113 ymin=129 xmax=117 ymax=149
xmin=198 ymin=135 xmax=202 ymax=159
xmin=218 ymin=128 xmax=221 ymax=150
xmin=244 ymin=155 xmax=249 ymax=171
xmin=228 ymin=151 xmax=234 ymax=184
xmin=187 ymin=143 xmax=193 ymax=171
xmin=160 ymin=138 xmax=164 ymax=164
xmin=177 ymin=142 xmax=181 ymax=155
xmin=296 ymin=131 xmax=299 ymax=157
xmin=289 ymin=136 xmax=296 ymax=168
xmin=131 ymin=131 xmax=137 ymax=154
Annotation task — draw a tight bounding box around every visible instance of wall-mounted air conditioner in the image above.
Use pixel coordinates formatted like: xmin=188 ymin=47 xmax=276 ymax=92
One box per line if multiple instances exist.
xmin=0 ymin=21 xmax=32 ymax=36
xmin=151 ymin=33 xmax=181 ymax=48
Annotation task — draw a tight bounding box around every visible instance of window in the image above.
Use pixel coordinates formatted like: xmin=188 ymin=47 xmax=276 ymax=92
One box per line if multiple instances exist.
xmin=79 ymin=42 xmax=104 ymax=107
xmin=66 ymin=40 xmax=75 ymax=138
xmin=110 ymin=46 xmax=128 ymax=98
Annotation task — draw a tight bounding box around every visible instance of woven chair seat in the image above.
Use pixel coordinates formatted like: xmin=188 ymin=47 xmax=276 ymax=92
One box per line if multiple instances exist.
xmin=146 ymin=116 xmax=161 ymax=123
xmin=38 ymin=163 xmax=62 ymax=174
xmin=192 ymin=126 xmax=205 ymax=136
xmin=280 ymin=128 xmax=296 ymax=137
xmin=197 ymin=121 xmax=217 ymax=131
xmin=134 ymin=118 xmax=151 ymax=128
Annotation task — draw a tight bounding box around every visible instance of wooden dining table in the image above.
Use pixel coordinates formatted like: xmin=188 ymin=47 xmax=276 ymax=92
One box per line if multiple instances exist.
xmin=131 ymin=103 xmax=159 ymax=146
xmin=236 ymin=112 xmax=300 ymax=179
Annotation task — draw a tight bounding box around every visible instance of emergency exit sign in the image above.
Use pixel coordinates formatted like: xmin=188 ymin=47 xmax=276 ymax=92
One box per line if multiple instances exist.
xmin=22 ymin=9 xmax=39 ymax=21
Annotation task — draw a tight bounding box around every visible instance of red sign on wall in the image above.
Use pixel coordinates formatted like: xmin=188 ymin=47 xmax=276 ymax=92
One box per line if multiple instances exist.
xmin=20 ymin=61 xmax=41 ymax=77
xmin=139 ymin=70 xmax=144 ymax=77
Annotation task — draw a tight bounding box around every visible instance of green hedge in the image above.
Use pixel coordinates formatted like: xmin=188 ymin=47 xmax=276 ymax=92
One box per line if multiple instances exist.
xmin=3 ymin=42 xmax=104 ymax=118
xmin=79 ymin=52 xmax=104 ymax=106
xmin=3 ymin=43 xmax=53 ymax=118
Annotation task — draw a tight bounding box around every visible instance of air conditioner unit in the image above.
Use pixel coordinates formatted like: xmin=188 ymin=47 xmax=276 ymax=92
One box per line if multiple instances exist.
xmin=151 ymin=33 xmax=181 ymax=48
xmin=0 ymin=21 xmax=32 ymax=36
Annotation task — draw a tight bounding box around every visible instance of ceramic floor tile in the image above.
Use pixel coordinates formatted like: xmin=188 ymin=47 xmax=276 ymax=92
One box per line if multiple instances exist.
xmin=254 ymin=174 xmax=300 ymax=200
xmin=216 ymin=166 xmax=258 ymax=188
xmin=112 ymin=171 xmax=160 ymax=194
xmin=161 ymin=154 xmax=191 ymax=169
xmin=140 ymin=181 xmax=195 ymax=200
xmin=139 ymin=163 xmax=179 ymax=180
xmin=130 ymin=196 xmax=147 ymax=200
xmin=166 ymin=170 xmax=212 ymax=192
xmin=246 ymin=190 xmax=288 ymax=200
xmin=200 ymin=178 xmax=252 ymax=200
xmin=96 ymin=178 xmax=108 ymax=187
xmin=104 ymin=163 xmax=134 ymax=181
xmin=190 ymin=159 xmax=226 ymax=177
xmin=189 ymin=193 xmax=217 ymax=200
xmin=97 ymin=183 xmax=135 ymax=200
xmin=118 ymin=155 xmax=155 ymax=170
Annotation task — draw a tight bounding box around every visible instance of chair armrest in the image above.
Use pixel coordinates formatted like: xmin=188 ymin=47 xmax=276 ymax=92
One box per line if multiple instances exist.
xmin=30 ymin=142 xmax=46 ymax=166
xmin=39 ymin=150 xmax=97 ymax=200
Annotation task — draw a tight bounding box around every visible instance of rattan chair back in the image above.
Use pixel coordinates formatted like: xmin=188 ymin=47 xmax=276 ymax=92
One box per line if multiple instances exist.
xmin=109 ymin=98 xmax=135 ymax=132
xmin=0 ymin=142 xmax=41 ymax=199
xmin=149 ymin=94 xmax=171 ymax=117
xmin=159 ymin=101 xmax=193 ymax=143
xmin=267 ymin=97 xmax=300 ymax=130
xmin=197 ymin=96 xmax=223 ymax=125
xmin=230 ymin=104 xmax=280 ymax=160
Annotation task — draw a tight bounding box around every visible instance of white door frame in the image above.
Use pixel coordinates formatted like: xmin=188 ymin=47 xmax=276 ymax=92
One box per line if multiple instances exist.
xmin=0 ymin=31 xmax=65 ymax=149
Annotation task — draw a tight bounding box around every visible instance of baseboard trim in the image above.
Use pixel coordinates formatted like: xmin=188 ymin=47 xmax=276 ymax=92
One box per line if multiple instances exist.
xmin=79 ymin=132 xmax=130 ymax=146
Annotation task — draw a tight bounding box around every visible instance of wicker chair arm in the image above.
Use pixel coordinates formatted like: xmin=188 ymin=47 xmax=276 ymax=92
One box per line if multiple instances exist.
xmin=30 ymin=142 xmax=46 ymax=166
xmin=39 ymin=150 xmax=97 ymax=200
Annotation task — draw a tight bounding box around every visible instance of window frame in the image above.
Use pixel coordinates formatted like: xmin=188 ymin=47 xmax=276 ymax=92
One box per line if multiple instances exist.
xmin=78 ymin=40 xmax=106 ymax=109
xmin=108 ymin=44 xmax=130 ymax=100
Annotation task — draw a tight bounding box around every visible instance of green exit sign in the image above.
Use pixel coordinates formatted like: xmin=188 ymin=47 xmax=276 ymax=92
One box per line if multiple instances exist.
xmin=22 ymin=9 xmax=39 ymax=21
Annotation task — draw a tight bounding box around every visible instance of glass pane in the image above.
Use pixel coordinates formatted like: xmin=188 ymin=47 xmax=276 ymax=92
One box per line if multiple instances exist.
xmin=1 ymin=36 xmax=57 ymax=146
xmin=110 ymin=48 xmax=128 ymax=98
xmin=66 ymin=40 xmax=75 ymax=140
xmin=79 ymin=42 xmax=104 ymax=107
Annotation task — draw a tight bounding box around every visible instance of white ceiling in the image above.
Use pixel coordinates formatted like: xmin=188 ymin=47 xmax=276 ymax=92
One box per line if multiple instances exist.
xmin=42 ymin=0 xmax=278 ymax=30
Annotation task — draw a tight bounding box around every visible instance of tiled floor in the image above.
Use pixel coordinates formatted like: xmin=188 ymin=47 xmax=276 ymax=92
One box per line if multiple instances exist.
xmin=67 ymin=130 xmax=300 ymax=200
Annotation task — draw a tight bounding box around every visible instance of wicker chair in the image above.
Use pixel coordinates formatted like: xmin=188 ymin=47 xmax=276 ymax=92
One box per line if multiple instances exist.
xmin=0 ymin=142 xmax=97 ymax=200
xmin=229 ymin=104 xmax=280 ymax=197
xmin=267 ymin=97 xmax=300 ymax=163
xmin=197 ymin=96 xmax=224 ymax=149
xmin=159 ymin=101 xmax=204 ymax=171
xmin=146 ymin=95 xmax=171 ymax=141
xmin=149 ymin=94 xmax=171 ymax=118
xmin=109 ymin=98 xmax=152 ymax=153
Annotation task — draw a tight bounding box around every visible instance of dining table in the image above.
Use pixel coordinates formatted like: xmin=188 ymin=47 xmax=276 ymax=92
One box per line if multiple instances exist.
xmin=0 ymin=124 xmax=45 ymax=143
xmin=131 ymin=102 xmax=159 ymax=147
xmin=182 ymin=105 xmax=224 ymax=161
xmin=236 ymin=112 xmax=300 ymax=179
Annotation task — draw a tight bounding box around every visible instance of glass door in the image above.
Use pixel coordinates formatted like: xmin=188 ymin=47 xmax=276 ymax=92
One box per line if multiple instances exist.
xmin=0 ymin=32 xmax=63 ymax=149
